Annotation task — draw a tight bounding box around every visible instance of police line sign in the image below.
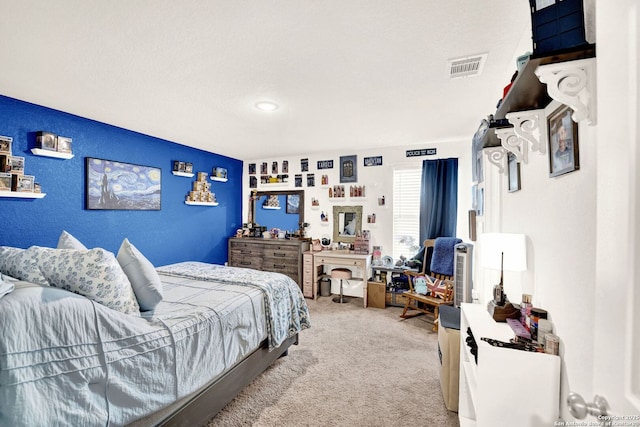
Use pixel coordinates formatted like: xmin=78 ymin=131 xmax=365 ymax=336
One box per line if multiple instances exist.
xmin=406 ymin=148 xmax=437 ymax=157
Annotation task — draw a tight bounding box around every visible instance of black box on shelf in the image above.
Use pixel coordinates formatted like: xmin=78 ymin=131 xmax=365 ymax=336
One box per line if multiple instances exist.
xmin=529 ymin=0 xmax=589 ymax=56
xmin=36 ymin=131 xmax=57 ymax=151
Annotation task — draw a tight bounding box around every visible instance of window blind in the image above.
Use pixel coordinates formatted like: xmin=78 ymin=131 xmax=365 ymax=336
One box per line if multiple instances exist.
xmin=392 ymin=167 xmax=422 ymax=260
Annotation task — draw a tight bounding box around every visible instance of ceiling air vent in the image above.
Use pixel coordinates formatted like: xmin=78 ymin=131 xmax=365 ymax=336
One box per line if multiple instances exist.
xmin=447 ymin=53 xmax=488 ymax=79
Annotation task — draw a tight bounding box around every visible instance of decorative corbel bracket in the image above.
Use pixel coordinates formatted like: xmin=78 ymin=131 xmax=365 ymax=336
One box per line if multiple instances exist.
xmin=506 ymin=109 xmax=547 ymax=155
xmin=495 ymin=127 xmax=527 ymax=164
xmin=484 ymin=146 xmax=508 ymax=175
xmin=535 ymin=57 xmax=597 ymax=125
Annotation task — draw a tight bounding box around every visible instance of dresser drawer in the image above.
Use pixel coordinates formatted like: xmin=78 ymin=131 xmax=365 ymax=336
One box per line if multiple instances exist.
xmin=262 ymin=261 xmax=298 ymax=277
xmin=229 ymin=253 xmax=263 ymax=270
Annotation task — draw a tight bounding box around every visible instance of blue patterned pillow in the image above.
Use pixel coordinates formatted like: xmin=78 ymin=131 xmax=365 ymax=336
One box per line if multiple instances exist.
xmin=0 ymin=246 xmax=49 ymax=285
xmin=29 ymin=246 xmax=140 ymax=315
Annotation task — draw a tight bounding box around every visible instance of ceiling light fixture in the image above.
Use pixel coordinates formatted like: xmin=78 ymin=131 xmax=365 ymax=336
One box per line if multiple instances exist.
xmin=254 ymin=101 xmax=279 ymax=112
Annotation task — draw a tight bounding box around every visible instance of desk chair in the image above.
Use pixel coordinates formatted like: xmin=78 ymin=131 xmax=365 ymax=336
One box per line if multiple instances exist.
xmin=400 ymin=237 xmax=460 ymax=330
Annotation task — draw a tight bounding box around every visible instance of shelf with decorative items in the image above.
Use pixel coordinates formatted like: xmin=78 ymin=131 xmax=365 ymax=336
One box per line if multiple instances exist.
xmin=172 ymin=160 xmax=194 ymax=177
xmin=261 ymin=194 xmax=281 ymax=210
xmin=185 ymin=200 xmax=218 ymax=206
xmin=31 ymin=148 xmax=74 ymax=160
xmin=172 ymin=171 xmax=194 ymax=178
xmin=211 ymin=167 xmax=228 ymax=182
xmin=0 ymin=190 xmax=46 ymax=199
xmin=2 ymin=134 xmax=45 ymax=198
xmin=260 ymin=174 xmax=289 ymax=185
xmin=31 ymin=131 xmax=74 ymax=159
xmin=479 ymin=45 xmax=597 ymax=176
xmin=310 ymin=197 xmax=320 ymax=210
xmin=184 ymin=172 xmax=218 ymax=206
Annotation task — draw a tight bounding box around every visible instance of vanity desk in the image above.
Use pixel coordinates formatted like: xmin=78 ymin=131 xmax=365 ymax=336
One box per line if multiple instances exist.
xmin=307 ymin=250 xmax=371 ymax=307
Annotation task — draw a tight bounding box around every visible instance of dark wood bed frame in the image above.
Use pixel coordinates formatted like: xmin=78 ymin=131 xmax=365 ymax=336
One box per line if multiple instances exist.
xmin=154 ymin=333 xmax=299 ymax=427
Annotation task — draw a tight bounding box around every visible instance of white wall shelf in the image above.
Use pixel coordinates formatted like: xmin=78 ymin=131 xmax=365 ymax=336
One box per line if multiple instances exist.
xmin=262 ymin=206 xmax=281 ymax=210
xmin=30 ymin=148 xmax=74 ymax=159
xmin=184 ymin=201 xmax=218 ymax=206
xmin=0 ymin=191 xmax=46 ymax=199
xmin=172 ymin=171 xmax=194 ymax=178
xmin=210 ymin=176 xmax=228 ymax=182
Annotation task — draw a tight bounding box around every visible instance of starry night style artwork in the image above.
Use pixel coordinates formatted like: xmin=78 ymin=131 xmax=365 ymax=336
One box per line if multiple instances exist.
xmin=86 ymin=158 xmax=161 ymax=210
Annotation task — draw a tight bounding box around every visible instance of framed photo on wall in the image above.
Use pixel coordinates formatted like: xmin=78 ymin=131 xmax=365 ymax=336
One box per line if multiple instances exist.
xmin=507 ymin=152 xmax=521 ymax=192
xmin=286 ymin=194 xmax=300 ymax=214
xmin=85 ymin=157 xmax=161 ymax=210
xmin=548 ymin=105 xmax=580 ymax=177
xmin=339 ymin=155 xmax=357 ymax=183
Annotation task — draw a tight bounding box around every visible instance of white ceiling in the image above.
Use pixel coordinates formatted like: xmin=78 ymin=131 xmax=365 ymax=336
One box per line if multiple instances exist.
xmin=0 ymin=1 xmax=532 ymax=160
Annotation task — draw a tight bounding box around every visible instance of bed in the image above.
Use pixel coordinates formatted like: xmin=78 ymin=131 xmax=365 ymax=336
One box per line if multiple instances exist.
xmin=0 ymin=242 xmax=310 ymax=426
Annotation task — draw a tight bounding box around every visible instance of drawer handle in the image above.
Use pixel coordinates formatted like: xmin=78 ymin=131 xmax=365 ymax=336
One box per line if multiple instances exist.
xmin=273 ymin=252 xmax=286 ymax=257
xmin=240 ymin=261 xmax=252 ymax=266
xmin=240 ymin=250 xmax=252 ymax=254
xmin=273 ymin=264 xmax=286 ymax=269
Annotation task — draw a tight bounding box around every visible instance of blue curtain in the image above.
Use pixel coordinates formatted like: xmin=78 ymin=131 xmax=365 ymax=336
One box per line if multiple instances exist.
xmin=419 ymin=158 xmax=458 ymax=242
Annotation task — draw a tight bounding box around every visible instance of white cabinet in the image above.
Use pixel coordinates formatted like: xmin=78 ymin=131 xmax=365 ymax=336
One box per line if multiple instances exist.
xmin=458 ymin=303 xmax=560 ymax=427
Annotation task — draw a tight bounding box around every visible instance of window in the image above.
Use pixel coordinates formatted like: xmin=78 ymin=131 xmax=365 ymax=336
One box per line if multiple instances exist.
xmin=393 ymin=167 xmax=421 ymax=260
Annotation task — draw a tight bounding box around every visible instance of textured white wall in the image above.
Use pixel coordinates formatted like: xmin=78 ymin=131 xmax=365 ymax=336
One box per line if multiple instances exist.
xmin=243 ymin=138 xmax=472 ymax=265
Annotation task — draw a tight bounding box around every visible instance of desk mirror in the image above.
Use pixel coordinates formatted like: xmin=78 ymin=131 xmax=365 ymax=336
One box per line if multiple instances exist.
xmin=333 ymin=205 xmax=362 ymax=243
xmin=251 ymin=190 xmax=304 ymax=232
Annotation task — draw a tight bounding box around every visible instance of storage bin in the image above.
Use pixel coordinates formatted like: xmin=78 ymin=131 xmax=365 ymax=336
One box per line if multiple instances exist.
xmin=529 ymin=0 xmax=589 ymax=55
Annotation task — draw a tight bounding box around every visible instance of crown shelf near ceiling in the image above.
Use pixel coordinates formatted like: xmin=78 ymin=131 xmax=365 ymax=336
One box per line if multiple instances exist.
xmin=481 ymin=45 xmax=596 ymax=148
xmin=30 ymin=148 xmax=74 ymax=159
xmin=0 ymin=190 xmax=46 ymax=199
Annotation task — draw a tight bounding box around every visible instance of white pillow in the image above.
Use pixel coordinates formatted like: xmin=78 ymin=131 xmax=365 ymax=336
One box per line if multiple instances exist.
xmin=0 ymin=246 xmax=49 ymax=285
xmin=30 ymin=246 xmax=140 ymax=315
xmin=57 ymin=230 xmax=88 ymax=250
xmin=116 ymin=238 xmax=163 ymax=311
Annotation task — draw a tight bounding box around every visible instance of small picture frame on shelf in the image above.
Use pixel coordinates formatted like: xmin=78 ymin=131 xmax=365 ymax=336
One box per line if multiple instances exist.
xmin=248 ymin=163 xmax=256 ymax=175
xmin=56 ymin=136 xmax=72 ymax=153
xmin=0 ymin=136 xmax=12 ymax=154
xmin=0 ymin=172 xmax=11 ymax=191
xmin=12 ymin=174 xmax=35 ymax=192
xmin=9 ymin=156 xmax=24 ymax=175
xmin=0 ymin=155 xmax=11 ymax=173
xmin=548 ymin=105 xmax=580 ymax=177
xmin=36 ymin=131 xmax=57 ymax=151
xmin=212 ymin=167 xmax=227 ymax=179
xmin=173 ymin=161 xmax=186 ymax=172
xmin=185 ymin=162 xmax=193 ymax=173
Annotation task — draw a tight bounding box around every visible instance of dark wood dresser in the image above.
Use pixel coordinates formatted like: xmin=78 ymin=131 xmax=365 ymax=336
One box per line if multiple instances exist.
xmin=228 ymin=237 xmax=310 ymax=288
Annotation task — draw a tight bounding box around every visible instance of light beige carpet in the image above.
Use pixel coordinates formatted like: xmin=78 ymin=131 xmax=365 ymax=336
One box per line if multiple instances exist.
xmin=208 ymin=296 xmax=460 ymax=427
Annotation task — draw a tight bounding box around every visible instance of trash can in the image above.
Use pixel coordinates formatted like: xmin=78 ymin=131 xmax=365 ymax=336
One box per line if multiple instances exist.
xmin=319 ymin=277 xmax=331 ymax=297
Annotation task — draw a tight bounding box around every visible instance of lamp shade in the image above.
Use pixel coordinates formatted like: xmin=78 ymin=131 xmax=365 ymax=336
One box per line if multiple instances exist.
xmin=480 ymin=233 xmax=527 ymax=272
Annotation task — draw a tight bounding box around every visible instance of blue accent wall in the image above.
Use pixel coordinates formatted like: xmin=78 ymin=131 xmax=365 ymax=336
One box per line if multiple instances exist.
xmin=0 ymin=95 xmax=243 ymax=266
